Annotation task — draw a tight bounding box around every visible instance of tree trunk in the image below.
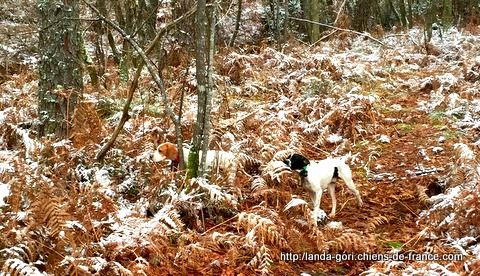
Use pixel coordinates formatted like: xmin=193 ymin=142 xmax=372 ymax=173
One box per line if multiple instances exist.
xmin=424 ymin=0 xmax=436 ymax=41
xmin=407 ymin=0 xmax=413 ymax=28
xmin=37 ymin=0 xmax=83 ymax=138
xmin=387 ymin=0 xmax=402 ymax=26
xmin=398 ymin=0 xmax=409 ymax=27
xmin=301 ymin=0 xmax=321 ymax=42
xmin=200 ymin=1 xmax=215 ymax=177
xmin=138 ymin=0 xmax=159 ymax=45
xmin=352 ymin=0 xmax=371 ymax=31
xmin=188 ymin=0 xmax=208 ymax=179
xmin=92 ymin=0 xmax=107 ymax=86
xmin=228 ymin=0 xmax=242 ymax=47
xmin=441 ymin=0 xmax=453 ymax=27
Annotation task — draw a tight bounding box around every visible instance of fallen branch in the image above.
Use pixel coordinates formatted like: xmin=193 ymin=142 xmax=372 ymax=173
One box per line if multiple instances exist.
xmin=288 ymin=16 xmax=390 ymax=48
xmin=408 ymin=167 xmax=444 ymax=176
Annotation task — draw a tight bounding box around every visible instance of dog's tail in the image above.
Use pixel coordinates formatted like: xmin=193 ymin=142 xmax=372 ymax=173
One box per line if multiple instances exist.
xmin=339 ymin=151 xmax=359 ymax=165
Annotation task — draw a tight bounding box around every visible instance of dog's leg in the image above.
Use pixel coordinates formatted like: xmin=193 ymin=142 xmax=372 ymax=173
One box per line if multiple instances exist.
xmin=338 ymin=164 xmax=363 ymax=207
xmin=311 ymin=189 xmax=324 ymax=221
xmin=327 ymin=183 xmax=337 ymax=217
xmin=343 ymin=177 xmax=363 ymax=207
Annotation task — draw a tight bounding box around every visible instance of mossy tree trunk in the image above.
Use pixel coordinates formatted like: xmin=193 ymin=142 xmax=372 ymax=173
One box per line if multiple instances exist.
xmin=37 ymin=0 xmax=83 ymax=138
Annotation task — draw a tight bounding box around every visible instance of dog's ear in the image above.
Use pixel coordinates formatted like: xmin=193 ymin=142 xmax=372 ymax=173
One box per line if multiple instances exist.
xmin=287 ymin=154 xmax=305 ymax=170
xmin=302 ymin=156 xmax=310 ymax=165
xmin=283 ymin=155 xmax=292 ymax=167
xmin=158 ymin=142 xmax=178 ymax=160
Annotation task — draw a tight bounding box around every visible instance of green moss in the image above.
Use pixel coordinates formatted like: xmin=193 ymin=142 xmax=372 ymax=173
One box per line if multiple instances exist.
xmin=395 ymin=123 xmax=413 ymax=132
xmin=187 ymin=148 xmax=200 ymax=180
xmin=443 ymin=129 xmax=464 ymax=140
xmin=385 ymin=240 xmax=403 ymax=249
xmin=429 ymin=110 xmax=447 ymax=124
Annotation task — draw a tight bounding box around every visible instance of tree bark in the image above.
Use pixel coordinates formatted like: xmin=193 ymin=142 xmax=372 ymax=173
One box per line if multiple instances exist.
xmin=200 ymin=1 xmax=215 ymax=177
xmin=407 ymin=0 xmax=413 ymax=28
xmin=398 ymin=0 xmax=409 ymax=28
xmin=187 ymin=0 xmax=208 ymax=179
xmin=301 ymin=0 xmax=321 ymax=42
xmin=228 ymin=0 xmax=242 ymax=47
xmin=37 ymin=0 xmax=83 ymax=138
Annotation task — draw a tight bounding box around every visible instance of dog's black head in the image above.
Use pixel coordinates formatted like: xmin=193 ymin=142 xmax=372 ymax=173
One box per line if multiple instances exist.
xmin=284 ymin=154 xmax=310 ymax=176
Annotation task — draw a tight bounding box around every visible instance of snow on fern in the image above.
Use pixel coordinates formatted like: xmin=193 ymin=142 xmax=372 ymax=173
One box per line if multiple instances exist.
xmin=194 ymin=177 xmax=237 ymax=206
xmin=102 ymin=204 xmax=183 ymax=250
xmin=284 ymin=197 xmax=308 ymax=212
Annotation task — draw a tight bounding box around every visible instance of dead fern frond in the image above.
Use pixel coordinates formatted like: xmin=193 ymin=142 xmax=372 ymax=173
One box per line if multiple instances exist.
xmin=283 ymin=197 xmax=308 ymax=213
xmin=453 ymin=143 xmax=475 ymax=164
xmin=310 ymin=227 xmax=328 ymax=251
xmin=102 ymin=261 xmax=133 ymax=276
xmin=194 ymin=178 xmax=237 ymax=206
xmin=312 ymin=55 xmax=343 ymax=80
xmin=237 ymin=212 xmax=287 ymax=248
xmin=251 ymin=176 xmax=267 ymax=194
xmin=154 ymin=204 xmax=185 ymax=233
xmin=30 ymin=195 xmax=69 ymax=238
xmin=174 ymin=242 xmax=211 ymax=269
xmin=237 ymin=152 xmax=262 ymax=175
xmin=0 ymin=242 xmax=38 ymax=263
xmin=71 ymin=100 xmax=105 ymax=146
xmin=60 ymin=256 xmax=91 ymax=276
xmin=325 ymin=231 xmax=375 ymax=253
xmin=211 ymin=231 xmax=244 ymax=251
xmin=270 ymin=149 xmax=297 ymax=162
xmin=248 ymin=244 xmax=272 ymax=275
xmin=366 ymin=215 xmax=389 ymax=232
xmin=261 ymin=160 xmax=291 ymax=184
xmin=1 ymin=258 xmax=43 ymax=275
xmin=416 ymin=184 xmax=431 ymax=205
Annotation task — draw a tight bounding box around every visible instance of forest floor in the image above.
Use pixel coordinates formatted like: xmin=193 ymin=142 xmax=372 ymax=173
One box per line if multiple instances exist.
xmin=1 ymin=9 xmax=480 ymax=275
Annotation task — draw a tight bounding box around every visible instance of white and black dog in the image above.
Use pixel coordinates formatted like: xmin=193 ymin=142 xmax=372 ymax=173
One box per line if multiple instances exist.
xmin=284 ymin=153 xmax=363 ymax=220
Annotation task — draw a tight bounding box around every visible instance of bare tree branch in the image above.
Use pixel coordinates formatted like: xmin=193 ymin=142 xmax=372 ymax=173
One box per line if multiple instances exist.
xmin=334 ymin=0 xmax=347 ymax=25
xmin=82 ymin=0 xmax=196 ymax=161
xmin=288 ymin=16 xmax=390 ymax=48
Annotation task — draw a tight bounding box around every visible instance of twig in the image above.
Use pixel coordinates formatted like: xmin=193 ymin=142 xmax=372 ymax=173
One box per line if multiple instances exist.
xmin=394 ymin=197 xmax=419 ymax=218
xmin=402 ymin=226 xmax=429 ymax=248
xmin=308 ymin=29 xmax=338 ymax=49
xmin=201 ymin=214 xmax=238 ymax=235
xmin=409 ymin=167 xmax=444 ymax=176
xmin=333 ymin=0 xmax=347 ymax=25
xmin=288 ymin=16 xmax=390 ymax=48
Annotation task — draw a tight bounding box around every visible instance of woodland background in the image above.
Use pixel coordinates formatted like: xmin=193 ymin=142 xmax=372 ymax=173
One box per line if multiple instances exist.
xmin=1 ymin=0 xmax=480 ymax=275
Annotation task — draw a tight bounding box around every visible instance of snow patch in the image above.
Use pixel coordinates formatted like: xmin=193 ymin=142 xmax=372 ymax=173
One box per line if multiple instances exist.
xmin=0 ymin=182 xmax=10 ymax=207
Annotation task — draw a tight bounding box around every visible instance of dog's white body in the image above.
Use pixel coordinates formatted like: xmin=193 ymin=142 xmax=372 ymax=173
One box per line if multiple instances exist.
xmin=153 ymin=143 xmax=238 ymax=185
xmin=196 ymin=149 xmax=236 ymax=172
xmin=303 ymin=157 xmax=363 ymax=220
xmin=154 ymin=146 xmax=235 ymax=171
